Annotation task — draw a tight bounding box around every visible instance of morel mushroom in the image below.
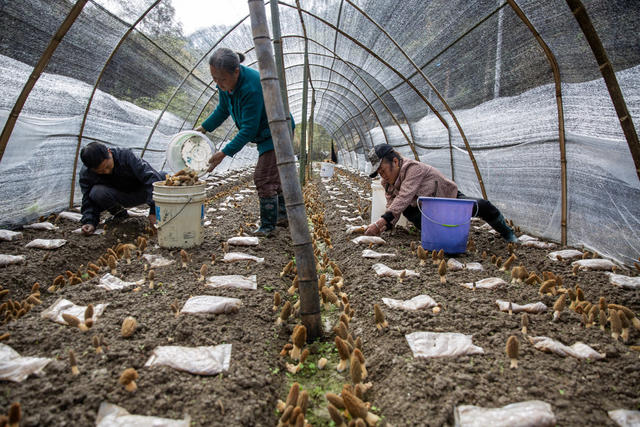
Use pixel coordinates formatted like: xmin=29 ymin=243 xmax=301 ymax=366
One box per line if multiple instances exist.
xmin=374 ymin=304 xmax=388 ymax=330
xmin=118 ymin=368 xmax=138 ymax=392
xmin=121 ymin=316 xmax=137 ymax=338
xmin=506 ymin=335 xmax=519 ymax=369
xmin=69 ymin=349 xmax=79 ymax=376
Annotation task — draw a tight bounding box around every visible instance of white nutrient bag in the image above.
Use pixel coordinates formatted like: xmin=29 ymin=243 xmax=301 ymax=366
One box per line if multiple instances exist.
xmin=571 ymin=259 xmax=617 ymax=271
xmin=527 ymin=336 xmax=605 ymax=360
xmin=361 ymin=249 xmax=396 ymax=259
xmin=351 ymin=236 xmax=386 ymax=246
xmin=406 ymin=331 xmax=484 ymax=359
xmin=460 ymin=277 xmax=506 ymax=290
xmin=608 ymin=409 xmax=640 ymax=427
xmin=180 ymin=296 xmax=241 ymax=314
xmin=96 ymin=402 xmax=190 ymax=427
xmin=454 ymin=400 xmax=556 ymax=427
xmin=222 ymin=252 xmax=264 ymax=263
xmin=0 ymin=254 xmax=25 ymax=267
xmin=206 ymin=274 xmax=257 ymax=290
xmin=25 ymin=239 xmax=67 ymax=250
xmin=0 ymin=230 xmax=22 ymax=241
xmin=372 ymin=263 xmax=419 ymax=278
xmin=346 ymin=225 xmax=366 ymax=235
xmin=382 ymin=295 xmax=438 ymax=311
xmin=0 ymin=343 xmax=52 ymax=382
xmin=142 ymin=254 xmax=175 ymax=268
xmin=227 ymin=236 xmax=259 ymax=246
xmin=447 ymin=258 xmax=464 ymax=271
xmin=23 ymin=222 xmax=58 ymax=231
xmin=547 ymin=249 xmax=583 ymax=261
xmin=40 ymin=298 xmax=108 ymax=325
xmin=144 ymin=344 xmax=232 ymax=375
xmin=607 ymin=273 xmax=640 ymax=290
xmin=97 ymin=273 xmax=143 ymax=291
xmin=496 ymin=300 xmax=547 ymax=314
xmin=57 ymin=211 xmax=82 ymax=222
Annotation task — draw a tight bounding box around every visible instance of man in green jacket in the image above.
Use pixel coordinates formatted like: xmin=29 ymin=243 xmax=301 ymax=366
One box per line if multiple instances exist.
xmin=197 ymin=48 xmax=292 ymax=237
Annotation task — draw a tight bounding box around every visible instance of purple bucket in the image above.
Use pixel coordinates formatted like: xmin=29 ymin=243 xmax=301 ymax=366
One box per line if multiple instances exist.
xmin=418 ymin=197 xmax=476 ymax=254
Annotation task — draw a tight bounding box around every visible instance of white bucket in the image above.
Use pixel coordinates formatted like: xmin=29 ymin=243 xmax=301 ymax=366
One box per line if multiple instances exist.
xmin=153 ymin=182 xmax=206 ymax=248
xmin=371 ymin=180 xmax=408 ymax=227
xmin=320 ymin=162 xmax=335 ymax=178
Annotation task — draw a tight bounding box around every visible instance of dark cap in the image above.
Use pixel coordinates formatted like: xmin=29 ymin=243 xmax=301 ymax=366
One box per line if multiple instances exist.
xmin=368 ymin=144 xmax=394 ymax=178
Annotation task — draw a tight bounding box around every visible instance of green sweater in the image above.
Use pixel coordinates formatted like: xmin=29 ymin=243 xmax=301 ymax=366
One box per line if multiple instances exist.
xmin=202 ymin=65 xmax=273 ymax=157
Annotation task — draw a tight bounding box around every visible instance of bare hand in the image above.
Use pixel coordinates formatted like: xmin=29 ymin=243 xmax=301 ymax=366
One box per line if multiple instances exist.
xmin=195 ymin=125 xmax=207 ymax=134
xmin=81 ymin=224 xmax=95 ymax=236
xmin=148 ymin=214 xmax=157 ymax=235
xmin=207 ymin=151 xmax=226 ymax=172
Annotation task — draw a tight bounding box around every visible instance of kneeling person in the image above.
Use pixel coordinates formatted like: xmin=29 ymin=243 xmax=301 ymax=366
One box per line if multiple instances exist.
xmin=79 ymin=142 xmax=165 ymax=235
xmin=364 ymin=144 xmax=517 ymax=242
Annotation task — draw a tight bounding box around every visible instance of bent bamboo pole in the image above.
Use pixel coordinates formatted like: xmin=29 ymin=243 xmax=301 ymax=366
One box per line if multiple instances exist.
xmin=0 ymin=0 xmax=88 ymax=165
xmin=565 ymin=0 xmax=640 ymax=181
xmin=248 ymin=0 xmax=322 ymax=340
xmin=507 ymin=0 xmax=567 ymax=245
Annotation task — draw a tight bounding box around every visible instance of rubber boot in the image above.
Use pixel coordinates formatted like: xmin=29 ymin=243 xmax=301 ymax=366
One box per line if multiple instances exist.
xmin=253 ymin=196 xmax=278 ymax=237
xmin=276 ymin=193 xmax=288 ymax=227
xmin=105 ymin=205 xmax=129 ymax=225
xmin=487 ymin=213 xmax=519 ymax=243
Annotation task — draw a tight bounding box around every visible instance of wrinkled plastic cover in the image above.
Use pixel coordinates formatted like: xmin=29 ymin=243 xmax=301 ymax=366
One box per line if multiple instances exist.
xmin=406 ymin=331 xmax=484 ymax=359
xmin=342 ymin=216 xmax=365 ymax=224
xmin=227 ymin=236 xmax=259 ymax=246
xmin=465 ymin=262 xmax=483 ymax=272
xmin=382 ymin=295 xmax=437 ymax=311
xmin=346 ymin=225 xmax=366 ymax=235
xmin=40 ymin=297 xmax=108 ymax=325
xmin=96 ymin=402 xmax=190 ymax=427
xmin=222 ymin=252 xmax=264 ymax=264
xmin=205 ymin=274 xmax=257 ymax=290
xmin=571 ymin=259 xmax=617 ymax=271
xmin=180 ymin=295 xmax=241 ymax=314
xmin=0 ymin=343 xmax=52 ymax=382
xmin=0 ymin=230 xmax=22 ymax=241
xmin=447 ymin=258 xmax=465 ymax=271
xmin=460 ymin=277 xmax=506 ymax=289
xmin=361 ymin=249 xmax=396 ymax=258
xmin=521 ymin=240 xmax=557 ymax=250
xmin=608 ymin=409 xmax=640 ymax=427
xmin=142 ymin=254 xmax=175 ymax=268
xmin=144 ymin=344 xmax=232 ymax=376
xmin=23 ymin=222 xmax=58 ymax=231
xmin=25 ymin=238 xmax=66 ymax=249
xmin=0 ymin=254 xmax=25 ymax=266
xmin=454 ymin=400 xmax=556 ymax=427
xmin=57 ymin=211 xmax=82 ymax=222
xmin=606 ymin=273 xmax=640 ymax=290
xmin=372 ymin=263 xmax=419 ymax=278
xmin=351 ymin=236 xmax=386 ymax=246
xmin=71 ymin=227 xmax=105 ymax=235
xmin=496 ymin=300 xmax=547 ymax=314
xmin=547 ymin=249 xmax=584 ymax=261
xmin=97 ymin=273 xmax=142 ymax=291
xmin=528 ymin=336 xmax=605 ymax=360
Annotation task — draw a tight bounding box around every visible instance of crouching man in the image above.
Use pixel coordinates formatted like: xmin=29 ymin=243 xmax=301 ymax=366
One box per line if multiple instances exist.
xmin=364 ymin=144 xmax=518 ymax=242
xmin=78 ymin=142 xmax=165 ymax=235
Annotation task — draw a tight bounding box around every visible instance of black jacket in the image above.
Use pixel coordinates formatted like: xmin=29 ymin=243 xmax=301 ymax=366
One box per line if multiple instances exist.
xmin=79 ymin=148 xmax=164 ymax=226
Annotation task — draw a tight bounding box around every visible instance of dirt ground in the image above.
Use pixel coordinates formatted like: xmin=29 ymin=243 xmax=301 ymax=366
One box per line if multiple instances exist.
xmin=0 ymin=165 xmax=639 ymax=426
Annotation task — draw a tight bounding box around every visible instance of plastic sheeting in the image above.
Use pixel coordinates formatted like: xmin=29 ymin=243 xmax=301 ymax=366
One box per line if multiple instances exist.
xmin=40 ymin=297 xmax=108 ymax=325
xmin=0 ymin=343 xmax=52 ymax=382
xmin=144 ymin=344 xmax=232 ymax=376
xmin=96 ymin=402 xmax=190 ymax=427
xmin=454 ymin=400 xmax=556 ymax=427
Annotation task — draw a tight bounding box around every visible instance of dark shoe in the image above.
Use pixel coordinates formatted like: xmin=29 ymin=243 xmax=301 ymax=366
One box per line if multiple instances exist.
xmin=253 ymin=196 xmax=278 ymax=237
xmin=105 ymin=208 xmax=129 ymax=225
xmin=277 ymin=193 xmax=288 ymax=227
xmin=487 ymin=214 xmax=519 ymax=243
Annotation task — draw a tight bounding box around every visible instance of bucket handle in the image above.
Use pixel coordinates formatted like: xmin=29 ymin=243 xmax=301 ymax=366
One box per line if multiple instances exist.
xmin=155 ymin=196 xmax=194 ymax=230
xmin=417 ymin=199 xmax=478 ymax=228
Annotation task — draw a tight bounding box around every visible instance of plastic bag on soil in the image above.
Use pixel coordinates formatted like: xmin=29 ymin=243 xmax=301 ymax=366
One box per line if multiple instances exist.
xmin=57 ymin=211 xmax=82 ymax=222
xmin=96 ymin=402 xmax=190 ymax=427
xmin=142 ymin=254 xmax=175 ymax=268
xmin=144 ymin=344 xmax=232 ymax=375
xmin=547 ymin=249 xmax=583 ymax=261
xmin=606 ymin=273 xmax=640 ymax=289
xmin=382 ymin=295 xmax=438 ymax=311
xmin=222 ymin=252 xmax=264 ymax=263
xmin=454 ymin=400 xmax=556 ymax=427
xmin=0 ymin=230 xmax=22 ymax=241
xmin=342 ymin=216 xmax=364 ymax=223
xmin=346 ymin=225 xmax=366 ymax=234
xmin=71 ymin=227 xmax=105 ymax=235
xmin=528 ymin=336 xmax=605 ymax=360
xmin=608 ymin=409 xmax=640 ymax=427
xmin=521 ymin=240 xmax=557 ymax=249
xmin=460 ymin=278 xmax=506 ymax=289
xmin=126 ymin=207 xmax=149 ymax=217
xmin=180 ymin=296 xmax=241 ymax=314
xmin=447 ymin=258 xmax=464 ymax=271
xmin=0 ymin=254 xmax=25 ymax=266
xmin=406 ymin=331 xmax=484 ymax=358
xmin=372 ymin=263 xmax=419 ymax=278
xmin=465 ymin=262 xmax=483 ymax=272
xmin=227 ymin=236 xmax=259 ymax=246
xmin=41 ymin=297 xmax=108 ymax=325
xmin=0 ymin=343 xmax=52 ymax=382
xmin=496 ymin=300 xmax=548 ymax=313
xmin=571 ymin=259 xmax=617 ymax=271
xmin=98 ymin=273 xmax=143 ymax=290
xmin=23 ymin=222 xmax=58 ymax=231
xmin=25 ymin=239 xmax=67 ymax=249
xmin=351 ymin=236 xmax=386 ymax=245
xmin=362 ymin=249 xmax=396 ymax=258
xmin=206 ymin=274 xmax=257 ymax=290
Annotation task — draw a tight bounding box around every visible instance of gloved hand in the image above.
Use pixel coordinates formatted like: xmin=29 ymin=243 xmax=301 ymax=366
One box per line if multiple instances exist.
xmin=365 ymin=218 xmax=387 ymax=236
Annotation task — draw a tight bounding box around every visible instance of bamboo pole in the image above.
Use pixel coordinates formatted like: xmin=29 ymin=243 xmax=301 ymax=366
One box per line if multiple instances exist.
xmin=565 ymin=0 xmax=640 ymax=181
xmin=307 ymin=89 xmax=316 ymax=179
xmin=0 ymin=0 xmax=88 ymax=164
xmin=248 ymin=0 xmax=321 ymax=339
xmin=299 ymin=42 xmax=309 ymax=186
xmin=508 ymin=0 xmax=567 ymax=245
